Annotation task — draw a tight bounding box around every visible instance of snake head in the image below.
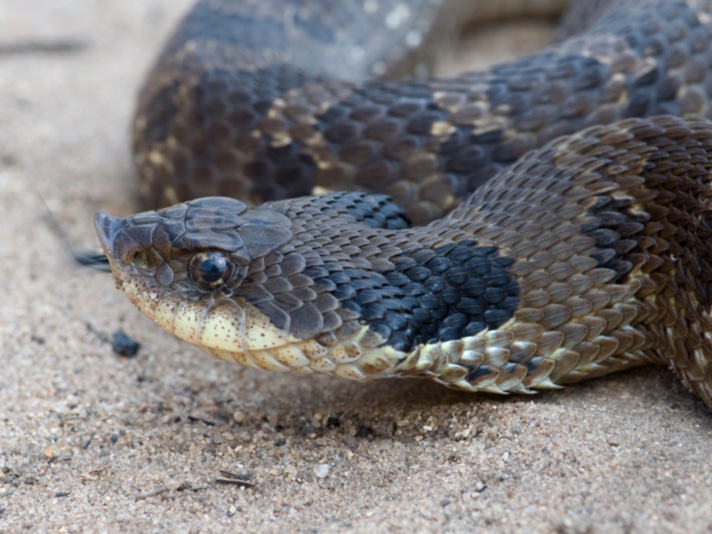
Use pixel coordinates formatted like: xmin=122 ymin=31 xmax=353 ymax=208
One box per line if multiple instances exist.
xmin=94 ymin=196 xmax=301 ymax=360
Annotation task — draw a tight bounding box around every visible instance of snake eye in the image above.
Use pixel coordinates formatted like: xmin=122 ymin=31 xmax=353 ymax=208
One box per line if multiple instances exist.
xmin=188 ymin=251 xmax=235 ymax=291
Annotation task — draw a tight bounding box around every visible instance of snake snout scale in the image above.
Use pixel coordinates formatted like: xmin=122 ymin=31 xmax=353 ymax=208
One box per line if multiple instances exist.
xmin=95 ymin=0 xmax=712 ymax=410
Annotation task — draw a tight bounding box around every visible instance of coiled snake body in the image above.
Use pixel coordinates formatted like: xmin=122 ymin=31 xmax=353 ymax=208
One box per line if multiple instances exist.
xmin=95 ymin=0 xmax=712 ymax=409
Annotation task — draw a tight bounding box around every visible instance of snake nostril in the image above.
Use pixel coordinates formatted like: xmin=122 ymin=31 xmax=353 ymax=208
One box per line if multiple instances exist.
xmin=130 ymin=249 xmax=160 ymax=271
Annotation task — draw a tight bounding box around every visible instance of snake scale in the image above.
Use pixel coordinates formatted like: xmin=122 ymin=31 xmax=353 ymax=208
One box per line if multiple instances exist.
xmin=95 ymin=0 xmax=712 ymax=409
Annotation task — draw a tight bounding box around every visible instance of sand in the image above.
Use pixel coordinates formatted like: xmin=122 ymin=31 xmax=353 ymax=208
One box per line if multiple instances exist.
xmin=1 ymin=1 xmax=711 ymax=532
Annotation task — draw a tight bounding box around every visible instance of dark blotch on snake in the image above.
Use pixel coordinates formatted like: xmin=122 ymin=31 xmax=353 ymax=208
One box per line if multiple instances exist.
xmin=337 ymin=241 xmax=520 ymax=352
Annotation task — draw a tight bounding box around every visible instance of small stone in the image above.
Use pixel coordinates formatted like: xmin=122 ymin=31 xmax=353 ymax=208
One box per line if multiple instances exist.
xmin=266 ymin=412 xmax=279 ymax=428
xmin=111 ymin=329 xmax=140 ymax=357
xmin=313 ymin=463 xmax=330 ymax=478
xmin=233 ymin=411 xmax=246 ymax=424
xmin=356 ymin=425 xmax=372 ymax=438
xmin=43 ymin=445 xmax=56 ymax=459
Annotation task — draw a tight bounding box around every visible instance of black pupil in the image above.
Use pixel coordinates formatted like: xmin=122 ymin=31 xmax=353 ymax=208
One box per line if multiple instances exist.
xmin=199 ymin=254 xmax=227 ymax=283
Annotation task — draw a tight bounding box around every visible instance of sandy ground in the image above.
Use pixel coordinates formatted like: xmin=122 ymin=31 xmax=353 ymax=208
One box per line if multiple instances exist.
xmin=1 ymin=1 xmax=712 ymax=532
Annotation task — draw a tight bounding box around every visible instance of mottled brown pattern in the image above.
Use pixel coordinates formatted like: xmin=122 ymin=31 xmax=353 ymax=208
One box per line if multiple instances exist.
xmin=446 ymin=116 xmax=712 ymax=404
xmin=134 ymin=0 xmax=712 ymax=224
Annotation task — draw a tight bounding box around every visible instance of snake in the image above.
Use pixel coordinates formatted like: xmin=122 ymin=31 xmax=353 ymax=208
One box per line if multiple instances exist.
xmin=94 ymin=0 xmax=712 ymax=409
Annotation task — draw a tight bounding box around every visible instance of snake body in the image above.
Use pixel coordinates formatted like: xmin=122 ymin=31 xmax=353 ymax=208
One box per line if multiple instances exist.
xmin=96 ymin=0 xmax=712 ymax=408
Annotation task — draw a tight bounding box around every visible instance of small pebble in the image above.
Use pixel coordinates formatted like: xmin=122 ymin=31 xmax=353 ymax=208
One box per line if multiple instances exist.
xmin=266 ymin=412 xmax=279 ymax=428
xmin=313 ymin=464 xmax=329 ymax=478
xmin=112 ymin=329 xmax=140 ymax=357
xmin=233 ymin=411 xmax=246 ymax=424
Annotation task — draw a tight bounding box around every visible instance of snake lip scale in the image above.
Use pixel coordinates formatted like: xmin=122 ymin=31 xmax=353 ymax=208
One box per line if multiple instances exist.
xmin=96 ymin=0 xmax=712 ymax=410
